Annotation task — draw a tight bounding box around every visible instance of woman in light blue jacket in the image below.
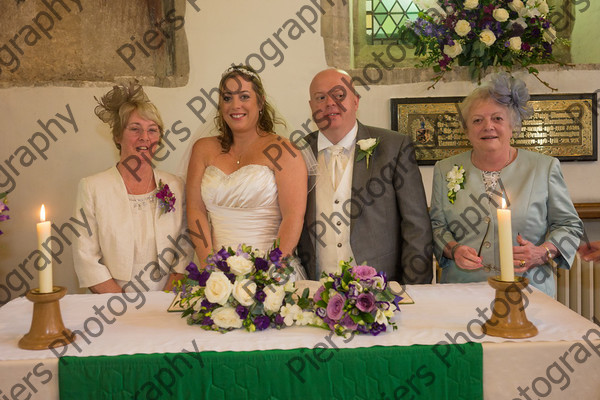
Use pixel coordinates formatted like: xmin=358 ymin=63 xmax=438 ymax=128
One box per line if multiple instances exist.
xmin=430 ymin=74 xmax=583 ymax=297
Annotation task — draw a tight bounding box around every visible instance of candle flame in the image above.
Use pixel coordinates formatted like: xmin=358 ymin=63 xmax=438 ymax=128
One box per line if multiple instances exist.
xmin=40 ymin=204 xmax=46 ymax=222
xmin=501 ymin=197 xmax=507 ymax=209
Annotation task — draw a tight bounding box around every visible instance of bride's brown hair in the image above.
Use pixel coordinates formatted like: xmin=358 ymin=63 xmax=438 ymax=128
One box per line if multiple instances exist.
xmin=215 ymin=65 xmax=285 ymax=152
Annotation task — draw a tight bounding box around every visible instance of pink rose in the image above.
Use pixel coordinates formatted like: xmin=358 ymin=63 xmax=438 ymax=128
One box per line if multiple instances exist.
xmin=314 ymin=286 xmax=325 ymax=302
xmin=352 ymin=265 xmax=377 ymax=280
xmin=356 ymin=292 xmax=376 ymax=312
xmin=326 ymin=293 xmax=345 ymax=321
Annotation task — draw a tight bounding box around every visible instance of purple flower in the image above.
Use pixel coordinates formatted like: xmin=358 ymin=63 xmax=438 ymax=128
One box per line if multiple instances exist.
xmin=156 ymin=180 xmax=176 ymax=214
xmin=347 ymin=284 xmax=359 ymax=300
xmin=315 ymin=307 xmax=327 ymax=319
xmin=225 ymin=273 xmax=236 ymax=283
xmin=269 ymin=248 xmax=282 ymax=262
xmin=185 ymin=262 xmax=202 ymax=281
xmin=274 ymin=314 xmax=284 ymax=326
xmin=255 ymin=290 xmax=266 ymax=303
xmin=332 ymin=276 xmax=342 ymax=290
xmin=521 ymin=42 xmax=531 ymax=51
xmin=201 ymin=298 xmax=214 ymax=309
xmin=341 ymin=315 xmax=358 ymax=330
xmin=313 ymin=286 xmax=325 ymax=302
xmin=370 ymin=322 xmax=386 ymax=336
xmin=254 ymin=315 xmax=271 ymax=331
xmin=356 ymin=293 xmax=376 ymax=312
xmin=255 ymin=257 xmax=268 ymax=271
xmin=236 ymin=305 xmax=249 ymax=319
xmin=217 ymin=248 xmax=231 ymax=260
xmin=352 ymin=265 xmax=377 ymax=280
xmin=322 ymin=316 xmax=337 ymax=330
xmin=357 ymin=324 xmax=369 ymax=334
xmin=197 ymin=271 xmax=210 ymax=286
xmin=201 ymin=316 xmax=214 ymax=326
xmin=216 ymin=260 xmax=230 ymax=273
xmin=326 ymin=293 xmax=345 ymax=321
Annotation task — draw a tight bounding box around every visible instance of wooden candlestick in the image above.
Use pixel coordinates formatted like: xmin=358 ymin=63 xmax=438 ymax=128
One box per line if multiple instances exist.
xmin=18 ymin=286 xmax=75 ymax=350
xmin=482 ymin=276 xmax=538 ymax=339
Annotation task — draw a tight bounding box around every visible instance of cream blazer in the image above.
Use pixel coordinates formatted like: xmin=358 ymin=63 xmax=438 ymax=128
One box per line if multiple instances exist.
xmin=73 ymin=167 xmax=193 ymax=288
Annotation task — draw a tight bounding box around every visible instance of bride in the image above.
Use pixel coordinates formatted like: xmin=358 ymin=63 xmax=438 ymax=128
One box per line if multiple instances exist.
xmin=186 ymin=66 xmax=308 ymax=279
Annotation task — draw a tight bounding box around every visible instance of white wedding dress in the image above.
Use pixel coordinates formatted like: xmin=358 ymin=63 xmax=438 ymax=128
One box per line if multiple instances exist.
xmin=201 ymin=164 xmax=307 ymax=279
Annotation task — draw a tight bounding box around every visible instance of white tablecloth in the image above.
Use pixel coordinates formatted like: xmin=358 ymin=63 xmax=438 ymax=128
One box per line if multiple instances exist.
xmin=1 ymin=282 xmax=598 ymax=399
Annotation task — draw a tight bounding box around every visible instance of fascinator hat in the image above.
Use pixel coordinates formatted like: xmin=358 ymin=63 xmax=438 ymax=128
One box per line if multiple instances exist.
xmin=459 ymin=73 xmax=534 ymax=131
xmin=94 ymin=81 xmax=163 ymax=151
xmin=488 ymin=72 xmax=534 ymax=129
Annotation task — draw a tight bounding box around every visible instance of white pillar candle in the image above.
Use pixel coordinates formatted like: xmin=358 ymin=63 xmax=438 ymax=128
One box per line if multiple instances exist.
xmin=37 ymin=205 xmax=53 ymax=293
xmin=497 ymin=197 xmax=514 ymax=282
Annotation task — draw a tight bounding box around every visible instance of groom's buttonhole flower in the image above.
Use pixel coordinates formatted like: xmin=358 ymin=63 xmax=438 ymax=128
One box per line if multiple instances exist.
xmin=356 ymin=138 xmax=380 ymax=169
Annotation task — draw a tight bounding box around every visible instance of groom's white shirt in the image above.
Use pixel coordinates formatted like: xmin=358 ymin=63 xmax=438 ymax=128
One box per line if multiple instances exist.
xmin=315 ymin=123 xmax=357 ymax=276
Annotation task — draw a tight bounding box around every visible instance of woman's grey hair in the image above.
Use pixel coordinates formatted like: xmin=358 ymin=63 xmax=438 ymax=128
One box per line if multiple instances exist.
xmin=459 ymin=73 xmax=534 ymax=131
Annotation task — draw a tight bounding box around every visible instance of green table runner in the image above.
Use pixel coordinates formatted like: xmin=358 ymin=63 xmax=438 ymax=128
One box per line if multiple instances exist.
xmin=59 ymin=343 xmax=483 ymax=400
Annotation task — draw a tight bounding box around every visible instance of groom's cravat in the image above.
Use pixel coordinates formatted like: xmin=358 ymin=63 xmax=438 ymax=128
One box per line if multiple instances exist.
xmin=328 ymin=145 xmax=347 ymax=190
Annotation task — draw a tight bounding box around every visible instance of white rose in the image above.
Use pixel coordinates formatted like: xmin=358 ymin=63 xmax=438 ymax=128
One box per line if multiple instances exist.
xmin=509 ymin=36 xmax=522 ymax=51
xmin=493 ymin=8 xmax=509 ymax=22
xmin=227 ymin=255 xmax=254 ymax=276
xmin=204 ymin=271 xmax=233 ymax=305
xmin=263 ymin=284 xmax=286 ymax=313
xmin=454 ymin=20 xmax=471 ymax=36
xmin=537 ymin=0 xmax=549 ymax=14
xmin=443 ymin=42 xmax=463 ymax=58
xmin=232 ymin=279 xmax=256 ymax=306
xmin=508 ymin=0 xmax=524 ymax=12
xmin=211 ymin=306 xmax=243 ymax=329
xmin=464 ymin=0 xmax=478 ymax=10
xmin=357 ymin=138 xmax=377 ymax=151
xmin=543 ymin=27 xmax=556 ymax=43
xmin=480 ymin=29 xmax=497 ymax=47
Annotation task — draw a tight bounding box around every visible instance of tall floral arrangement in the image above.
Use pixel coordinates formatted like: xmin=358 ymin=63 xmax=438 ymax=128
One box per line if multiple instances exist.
xmin=0 ymin=193 xmax=8 ymax=235
xmin=402 ymin=0 xmax=561 ymax=89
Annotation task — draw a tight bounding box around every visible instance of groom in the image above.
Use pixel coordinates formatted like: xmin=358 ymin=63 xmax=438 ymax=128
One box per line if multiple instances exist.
xmin=297 ymin=68 xmax=433 ymax=284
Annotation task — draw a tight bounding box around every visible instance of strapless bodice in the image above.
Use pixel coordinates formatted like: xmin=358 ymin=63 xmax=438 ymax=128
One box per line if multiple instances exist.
xmin=201 ymin=165 xmax=281 ymax=251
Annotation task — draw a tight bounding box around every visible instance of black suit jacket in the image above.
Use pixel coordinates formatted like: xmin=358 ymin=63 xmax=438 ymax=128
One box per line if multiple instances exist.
xmin=297 ymin=122 xmax=433 ymax=283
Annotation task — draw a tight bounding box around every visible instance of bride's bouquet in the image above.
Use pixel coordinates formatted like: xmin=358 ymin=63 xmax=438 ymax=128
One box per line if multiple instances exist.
xmin=175 ymin=244 xmax=306 ymax=333
xmin=310 ymin=260 xmax=402 ymax=337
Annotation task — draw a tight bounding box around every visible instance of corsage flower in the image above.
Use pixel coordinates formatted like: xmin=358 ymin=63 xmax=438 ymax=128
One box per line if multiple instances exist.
xmin=356 ymin=138 xmax=380 ymax=169
xmin=156 ymin=179 xmax=176 ymax=215
xmin=446 ymin=165 xmax=465 ymax=204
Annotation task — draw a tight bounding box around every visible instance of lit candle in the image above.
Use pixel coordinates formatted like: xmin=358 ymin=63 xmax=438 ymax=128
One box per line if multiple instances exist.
xmin=497 ymin=197 xmax=514 ymax=282
xmin=37 ymin=205 xmax=53 ymax=293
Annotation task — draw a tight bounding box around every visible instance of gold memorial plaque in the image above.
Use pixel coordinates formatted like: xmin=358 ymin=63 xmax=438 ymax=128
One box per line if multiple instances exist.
xmin=391 ymin=94 xmax=597 ymax=165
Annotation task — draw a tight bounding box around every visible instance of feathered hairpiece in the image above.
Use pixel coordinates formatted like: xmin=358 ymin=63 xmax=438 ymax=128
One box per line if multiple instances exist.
xmin=94 ymin=81 xmax=149 ymax=127
xmin=489 ymin=73 xmax=534 ymax=126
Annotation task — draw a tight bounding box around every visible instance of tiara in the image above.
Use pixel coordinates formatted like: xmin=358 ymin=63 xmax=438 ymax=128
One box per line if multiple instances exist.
xmin=221 ymin=65 xmax=261 ymax=81
xmin=94 ymin=81 xmax=149 ymax=126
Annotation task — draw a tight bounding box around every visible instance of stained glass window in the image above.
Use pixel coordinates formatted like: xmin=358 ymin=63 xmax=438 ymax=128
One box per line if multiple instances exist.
xmin=366 ymin=0 xmax=421 ymax=44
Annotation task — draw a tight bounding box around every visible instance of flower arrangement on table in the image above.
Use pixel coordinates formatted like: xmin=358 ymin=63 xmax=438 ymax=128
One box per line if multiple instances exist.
xmin=0 ymin=192 xmax=9 ymax=235
xmin=311 ymin=260 xmax=402 ymax=337
xmin=174 ymin=244 xmax=312 ymax=333
xmin=401 ymin=0 xmax=562 ymax=89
